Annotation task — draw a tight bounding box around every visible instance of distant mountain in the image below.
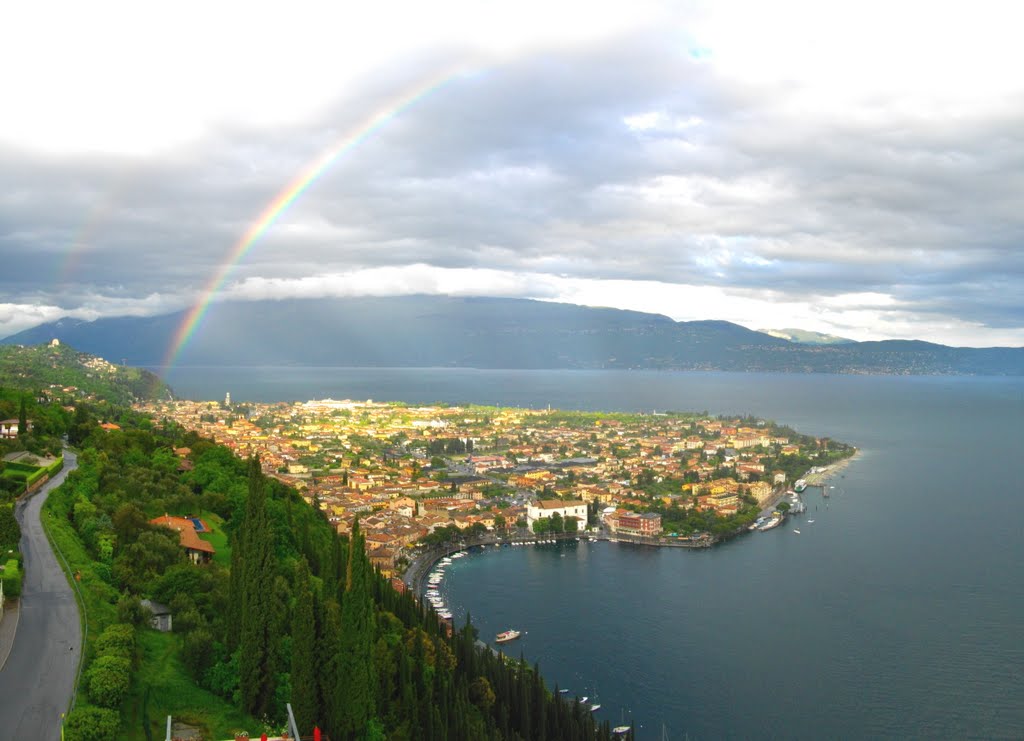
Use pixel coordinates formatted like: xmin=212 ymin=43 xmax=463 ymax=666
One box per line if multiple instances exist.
xmin=3 ymin=296 xmax=1022 ymax=375
xmin=759 ymin=328 xmax=853 ymax=345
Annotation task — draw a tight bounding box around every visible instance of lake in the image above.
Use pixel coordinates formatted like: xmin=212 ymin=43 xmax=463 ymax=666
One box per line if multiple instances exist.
xmin=159 ymin=366 xmax=1024 ymax=739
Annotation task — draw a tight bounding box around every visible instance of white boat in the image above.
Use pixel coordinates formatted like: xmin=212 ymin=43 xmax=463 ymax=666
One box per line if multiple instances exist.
xmin=759 ymin=516 xmax=783 ymax=531
xmin=612 ymin=726 xmax=631 ymax=736
xmin=807 ymin=519 xmax=815 ymax=523
xmin=438 ymin=610 xmax=453 ymax=619
xmin=794 ymin=479 xmax=807 ymax=492
xmin=589 ymin=704 xmax=602 ymax=711
xmin=793 ymin=529 xmax=801 ymax=534
xmin=495 ymin=629 xmax=521 ymax=643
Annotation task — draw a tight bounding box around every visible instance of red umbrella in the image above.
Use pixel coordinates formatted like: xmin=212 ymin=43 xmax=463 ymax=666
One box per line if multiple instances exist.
xmin=314 ymin=727 xmax=322 ymax=741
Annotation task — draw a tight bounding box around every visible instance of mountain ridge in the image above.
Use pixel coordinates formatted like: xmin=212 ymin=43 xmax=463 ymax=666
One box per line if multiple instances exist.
xmin=3 ymin=295 xmax=1021 ymax=375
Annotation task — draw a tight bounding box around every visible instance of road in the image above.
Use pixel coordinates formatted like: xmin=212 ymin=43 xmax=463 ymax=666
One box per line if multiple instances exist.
xmin=0 ymin=449 xmax=81 ymax=741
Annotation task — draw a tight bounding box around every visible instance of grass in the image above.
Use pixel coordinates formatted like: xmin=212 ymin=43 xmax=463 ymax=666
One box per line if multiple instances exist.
xmin=41 ymin=481 xmax=120 ymax=711
xmin=122 ymin=630 xmax=257 ymax=741
xmin=196 ymin=511 xmax=232 ymax=567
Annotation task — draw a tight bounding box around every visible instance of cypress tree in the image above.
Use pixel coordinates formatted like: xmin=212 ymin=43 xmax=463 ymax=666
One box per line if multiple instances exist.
xmin=336 ymin=519 xmax=376 ymax=737
xmin=18 ymin=395 xmax=27 ymax=437
xmin=319 ymin=598 xmax=344 ymax=738
xmin=226 ymin=524 xmax=245 ymax=651
xmin=291 ymin=558 xmax=318 ymax=734
xmin=238 ymin=457 xmax=277 ymax=718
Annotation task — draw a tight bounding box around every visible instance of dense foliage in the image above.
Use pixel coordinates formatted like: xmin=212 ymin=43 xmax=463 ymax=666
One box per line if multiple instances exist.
xmin=0 ymin=344 xmax=169 ymax=405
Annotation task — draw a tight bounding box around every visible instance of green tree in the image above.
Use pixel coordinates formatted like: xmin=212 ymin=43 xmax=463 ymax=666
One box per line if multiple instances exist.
xmin=239 ymin=457 xmax=278 ymax=719
xmin=17 ymin=395 xmax=27 ymax=438
xmin=290 ymin=558 xmax=319 ymax=733
xmin=87 ymin=654 xmax=132 ymax=708
xmin=64 ymin=706 xmax=120 ymax=741
xmin=335 ymin=520 xmax=376 ymax=737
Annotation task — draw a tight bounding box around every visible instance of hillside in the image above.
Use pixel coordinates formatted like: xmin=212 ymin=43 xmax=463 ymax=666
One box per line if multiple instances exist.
xmin=3 ymin=296 xmax=1022 ymax=375
xmin=0 ymin=342 xmax=170 ymax=404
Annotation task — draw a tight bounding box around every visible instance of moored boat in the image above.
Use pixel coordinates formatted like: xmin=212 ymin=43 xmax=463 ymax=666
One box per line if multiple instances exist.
xmin=794 ymin=479 xmax=807 ymax=493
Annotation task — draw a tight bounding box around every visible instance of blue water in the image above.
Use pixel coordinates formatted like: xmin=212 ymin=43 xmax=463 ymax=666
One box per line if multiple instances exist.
xmin=162 ymin=367 xmax=1024 ymax=739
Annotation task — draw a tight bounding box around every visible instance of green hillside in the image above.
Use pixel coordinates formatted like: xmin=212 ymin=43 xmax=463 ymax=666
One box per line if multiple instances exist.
xmin=0 ymin=343 xmax=169 ymax=405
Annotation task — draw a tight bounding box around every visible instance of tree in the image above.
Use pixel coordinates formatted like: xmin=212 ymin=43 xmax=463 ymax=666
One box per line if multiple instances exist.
xmin=335 ymin=520 xmax=376 ymax=737
xmin=64 ymin=707 xmax=120 ymax=741
xmin=17 ymin=395 xmax=27 ymax=438
xmin=87 ymin=655 xmax=131 ymax=708
xmin=239 ymin=457 xmax=278 ymax=719
xmin=290 ymin=558 xmax=319 ymax=733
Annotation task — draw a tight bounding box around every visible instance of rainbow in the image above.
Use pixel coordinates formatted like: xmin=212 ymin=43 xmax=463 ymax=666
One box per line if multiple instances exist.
xmin=161 ymin=68 xmax=462 ymax=369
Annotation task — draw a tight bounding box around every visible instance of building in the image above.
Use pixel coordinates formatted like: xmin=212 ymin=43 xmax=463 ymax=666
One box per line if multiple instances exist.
xmin=150 ymin=515 xmax=216 ymax=564
xmin=606 ymin=510 xmax=662 ymax=537
xmin=140 ymin=599 xmax=172 ymax=632
xmin=748 ymin=481 xmax=774 ymax=506
xmin=526 ymin=499 xmax=588 ymax=531
xmin=0 ymin=419 xmax=31 ymax=439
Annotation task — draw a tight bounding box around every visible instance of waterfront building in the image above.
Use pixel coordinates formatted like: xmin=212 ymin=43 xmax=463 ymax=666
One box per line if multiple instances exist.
xmin=606 ymin=510 xmax=662 ymax=536
xmin=526 ymin=499 xmax=588 ymax=531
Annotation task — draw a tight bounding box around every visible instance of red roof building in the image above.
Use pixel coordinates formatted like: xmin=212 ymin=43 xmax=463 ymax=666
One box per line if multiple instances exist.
xmin=150 ymin=515 xmax=216 ymax=564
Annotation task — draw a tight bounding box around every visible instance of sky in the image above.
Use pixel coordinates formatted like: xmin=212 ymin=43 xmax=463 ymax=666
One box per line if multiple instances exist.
xmin=1 ymin=0 xmax=1023 ymax=347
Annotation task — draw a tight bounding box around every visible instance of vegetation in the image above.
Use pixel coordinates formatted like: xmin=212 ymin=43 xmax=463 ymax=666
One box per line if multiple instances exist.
xmin=0 ymin=343 xmax=169 ymax=405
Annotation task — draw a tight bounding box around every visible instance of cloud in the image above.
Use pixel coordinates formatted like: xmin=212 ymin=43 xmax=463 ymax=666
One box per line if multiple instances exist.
xmin=0 ymin=1 xmax=1023 ymax=347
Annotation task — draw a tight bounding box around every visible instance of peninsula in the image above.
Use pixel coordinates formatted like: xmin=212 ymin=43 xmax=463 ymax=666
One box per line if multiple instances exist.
xmin=139 ymin=397 xmax=856 ymax=574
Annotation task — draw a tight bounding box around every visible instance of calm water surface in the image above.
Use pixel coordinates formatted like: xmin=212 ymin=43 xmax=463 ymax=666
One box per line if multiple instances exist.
xmin=161 ymin=367 xmax=1024 ymax=739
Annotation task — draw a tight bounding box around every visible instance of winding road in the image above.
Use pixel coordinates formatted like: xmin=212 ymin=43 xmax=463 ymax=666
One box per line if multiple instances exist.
xmin=0 ymin=449 xmax=81 ymax=740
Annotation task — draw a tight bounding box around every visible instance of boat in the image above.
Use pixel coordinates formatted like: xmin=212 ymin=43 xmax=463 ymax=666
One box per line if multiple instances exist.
xmin=438 ymin=610 xmax=453 ymax=619
xmin=580 ymin=696 xmax=588 ymax=704
xmin=495 ymin=629 xmax=521 ymax=643
xmin=559 ymin=688 xmax=569 ymax=694
xmin=589 ymin=703 xmax=602 ymax=711
xmin=794 ymin=479 xmax=807 ymax=493
xmin=612 ymin=727 xmax=631 ymax=736
xmin=759 ymin=516 xmax=783 ymax=531
xmin=807 ymin=519 xmax=815 ymax=523
xmin=793 ymin=529 xmax=801 ymax=534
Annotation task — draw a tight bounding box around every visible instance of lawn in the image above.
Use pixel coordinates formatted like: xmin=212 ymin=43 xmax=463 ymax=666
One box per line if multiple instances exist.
xmin=196 ymin=511 xmax=231 ymax=567
xmin=122 ymin=629 xmax=257 ymax=741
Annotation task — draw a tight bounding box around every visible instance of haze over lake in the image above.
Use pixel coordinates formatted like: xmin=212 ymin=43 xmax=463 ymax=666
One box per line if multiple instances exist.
xmin=161 ymin=366 xmax=1024 ymax=739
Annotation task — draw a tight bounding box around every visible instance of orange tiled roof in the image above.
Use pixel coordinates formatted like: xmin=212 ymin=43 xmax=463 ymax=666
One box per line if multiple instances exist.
xmin=150 ymin=515 xmax=216 ymax=554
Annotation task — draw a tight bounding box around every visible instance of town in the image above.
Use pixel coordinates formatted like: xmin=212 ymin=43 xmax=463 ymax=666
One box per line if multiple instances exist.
xmin=136 ymin=396 xmax=854 ymax=578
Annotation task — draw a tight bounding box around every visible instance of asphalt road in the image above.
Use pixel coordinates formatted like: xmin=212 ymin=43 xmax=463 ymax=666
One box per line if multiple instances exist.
xmin=0 ymin=449 xmax=81 ymax=741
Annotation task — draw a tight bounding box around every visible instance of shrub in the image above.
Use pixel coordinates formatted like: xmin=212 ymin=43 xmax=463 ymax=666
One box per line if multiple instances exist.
xmin=183 ymin=627 xmax=215 ymax=679
xmin=94 ymin=623 xmax=136 ymax=660
xmin=1 ymin=559 xmax=21 ymax=599
xmin=116 ymin=593 xmax=147 ymax=626
xmin=64 ymin=706 xmax=120 ymax=741
xmin=0 ymin=505 xmax=19 ymax=550
xmin=87 ymin=655 xmax=131 ymax=708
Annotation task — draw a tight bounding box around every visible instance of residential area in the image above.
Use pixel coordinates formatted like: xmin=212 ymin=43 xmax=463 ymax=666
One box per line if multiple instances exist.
xmin=137 ymin=397 xmax=851 ymax=576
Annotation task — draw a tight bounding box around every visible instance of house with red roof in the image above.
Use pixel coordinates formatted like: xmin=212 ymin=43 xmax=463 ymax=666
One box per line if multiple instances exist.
xmin=150 ymin=515 xmax=216 ymax=564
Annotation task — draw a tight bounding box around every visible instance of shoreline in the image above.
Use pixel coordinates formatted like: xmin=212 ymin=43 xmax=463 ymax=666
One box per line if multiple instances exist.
xmin=804 ymin=449 xmax=860 ymax=487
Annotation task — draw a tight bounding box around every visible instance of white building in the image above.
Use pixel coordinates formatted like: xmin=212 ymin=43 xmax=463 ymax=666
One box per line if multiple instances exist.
xmin=526 ymin=499 xmax=588 ymax=531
